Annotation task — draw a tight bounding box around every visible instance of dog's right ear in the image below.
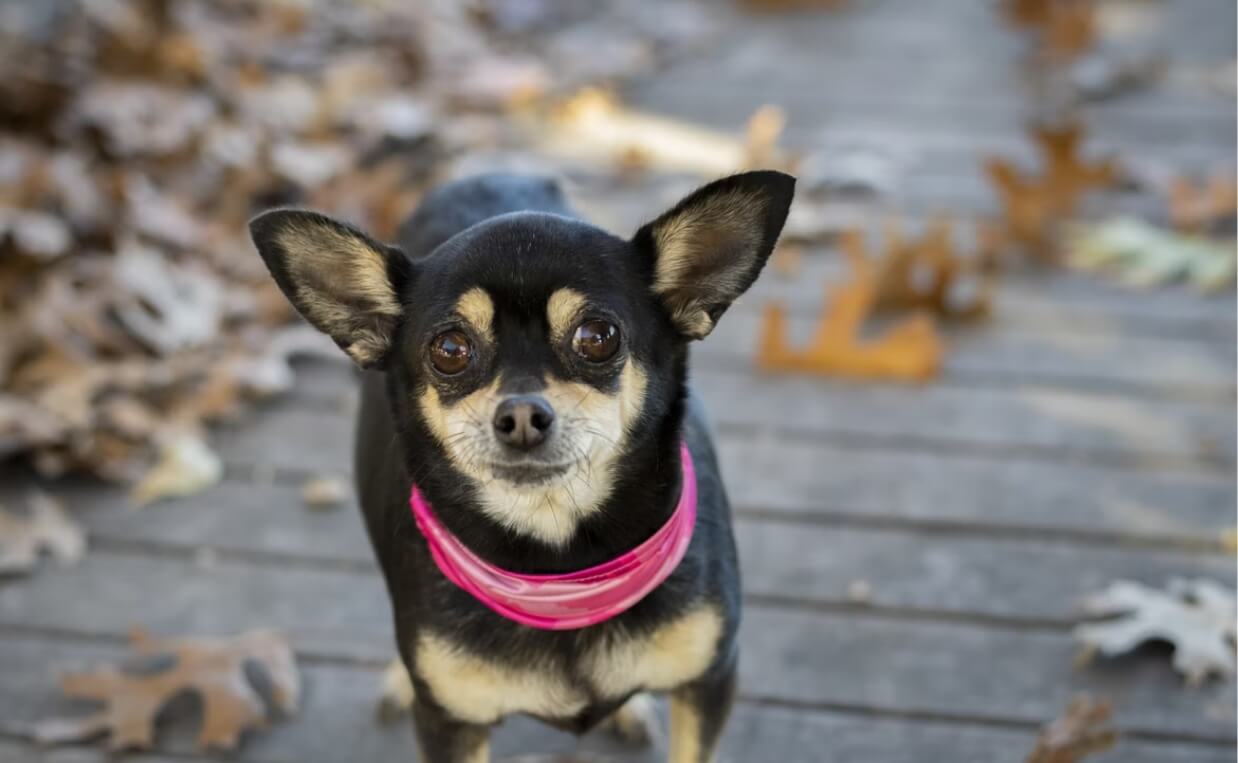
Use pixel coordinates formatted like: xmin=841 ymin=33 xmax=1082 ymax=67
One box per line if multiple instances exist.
xmin=249 ymin=209 xmax=412 ymax=368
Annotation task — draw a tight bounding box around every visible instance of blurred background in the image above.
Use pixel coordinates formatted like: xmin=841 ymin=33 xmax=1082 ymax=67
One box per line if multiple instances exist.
xmin=0 ymin=1 xmax=1234 ymax=761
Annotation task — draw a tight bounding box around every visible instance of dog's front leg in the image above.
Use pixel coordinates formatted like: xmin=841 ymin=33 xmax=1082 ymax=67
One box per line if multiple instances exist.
xmin=668 ymin=661 xmax=738 ymax=763
xmin=411 ymin=696 xmax=490 ymax=763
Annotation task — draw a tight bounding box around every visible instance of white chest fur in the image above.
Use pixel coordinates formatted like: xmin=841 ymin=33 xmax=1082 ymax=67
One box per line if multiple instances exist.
xmin=414 ymin=605 xmax=723 ymax=725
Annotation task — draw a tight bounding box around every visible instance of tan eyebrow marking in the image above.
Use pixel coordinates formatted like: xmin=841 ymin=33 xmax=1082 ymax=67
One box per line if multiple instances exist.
xmin=454 ymin=287 xmax=494 ymax=339
xmin=546 ymin=287 xmax=587 ymax=339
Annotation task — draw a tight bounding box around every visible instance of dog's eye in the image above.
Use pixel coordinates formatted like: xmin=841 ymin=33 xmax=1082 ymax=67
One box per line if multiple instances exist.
xmin=572 ymin=320 xmax=620 ymax=362
xmin=429 ymin=330 xmax=473 ymax=375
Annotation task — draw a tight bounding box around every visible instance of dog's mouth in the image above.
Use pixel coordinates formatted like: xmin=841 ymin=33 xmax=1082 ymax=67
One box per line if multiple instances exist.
xmin=488 ymin=460 xmax=573 ymax=486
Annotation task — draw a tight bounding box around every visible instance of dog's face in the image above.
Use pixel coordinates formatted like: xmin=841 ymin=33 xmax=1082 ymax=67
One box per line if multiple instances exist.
xmin=250 ymin=171 xmax=794 ymax=546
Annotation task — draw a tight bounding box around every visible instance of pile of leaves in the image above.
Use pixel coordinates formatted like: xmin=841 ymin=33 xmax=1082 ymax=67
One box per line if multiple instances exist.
xmin=0 ymin=0 xmax=437 ymax=486
xmin=0 ymin=0 xmax=705 ymax=491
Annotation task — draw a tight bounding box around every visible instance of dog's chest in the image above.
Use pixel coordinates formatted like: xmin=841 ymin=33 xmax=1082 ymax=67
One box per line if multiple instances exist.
xmin=414 ymin=605 xmax=722 ymax=725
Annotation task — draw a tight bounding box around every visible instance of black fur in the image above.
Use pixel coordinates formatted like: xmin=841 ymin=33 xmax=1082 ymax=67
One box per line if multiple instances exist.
xmin=251 ymin=171 xmax=794 ymax=762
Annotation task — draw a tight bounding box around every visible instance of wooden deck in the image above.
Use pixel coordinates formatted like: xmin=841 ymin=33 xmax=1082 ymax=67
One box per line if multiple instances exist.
xmin=1 ymin=1 xmax=1235 ymax=761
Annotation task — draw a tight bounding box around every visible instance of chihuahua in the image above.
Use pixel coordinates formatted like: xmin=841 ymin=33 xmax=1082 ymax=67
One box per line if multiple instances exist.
xmin=250 ymin=170 xmax=795 ymax=763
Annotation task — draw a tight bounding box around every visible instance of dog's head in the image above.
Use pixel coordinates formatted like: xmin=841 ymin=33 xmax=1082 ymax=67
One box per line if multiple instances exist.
xmin=250 ymin=171 xmax=794 ymax=546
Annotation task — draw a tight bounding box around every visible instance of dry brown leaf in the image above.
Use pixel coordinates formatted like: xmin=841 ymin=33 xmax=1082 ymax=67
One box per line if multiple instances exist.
xmin=985 ymin=122 xmax=1119 ymax=258
xmin=28 ymin=628 xmax=299 ymax=751
xmin=756 ymin=232 xmax=944 ymax=381
xmin=1167 ymin=174 xmax=1238 ymax=235
xmin=0 ymin=491 xmax=86 ymax=575
xmin=1025 ymin=695 xmax=1117 ymax=763
xmin=1002 ymin=0 xmax=1098 ymax=62
xmin=865 ymin=218 xmax=1001 ymax=322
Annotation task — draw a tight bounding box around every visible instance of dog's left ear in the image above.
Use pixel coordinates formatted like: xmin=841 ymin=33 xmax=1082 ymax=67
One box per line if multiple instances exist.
xmin=634 ymin=170 xmax=795 ymax=339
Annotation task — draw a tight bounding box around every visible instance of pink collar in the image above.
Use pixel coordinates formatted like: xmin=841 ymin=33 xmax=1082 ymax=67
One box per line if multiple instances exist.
xmin=410 ymin=442 xmax=697 ymax=630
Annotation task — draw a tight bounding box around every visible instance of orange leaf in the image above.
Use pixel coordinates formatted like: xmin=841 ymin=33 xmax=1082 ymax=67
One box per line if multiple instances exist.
xmin=756 ymin=233 xmax=943 ymax=382
xmin=867 ymin=217 xmax=999 ymax=322
xmin=985 ymin=122 xmax=1119 ymax=260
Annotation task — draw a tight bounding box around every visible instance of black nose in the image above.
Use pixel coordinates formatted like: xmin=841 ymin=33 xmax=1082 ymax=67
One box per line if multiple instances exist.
xmin=493 ymin=395 xmax=556 ymax=450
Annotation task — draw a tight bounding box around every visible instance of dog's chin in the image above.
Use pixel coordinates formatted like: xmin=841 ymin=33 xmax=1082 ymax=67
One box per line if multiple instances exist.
xmin=488 ymin=460 xmax=573 ymax=487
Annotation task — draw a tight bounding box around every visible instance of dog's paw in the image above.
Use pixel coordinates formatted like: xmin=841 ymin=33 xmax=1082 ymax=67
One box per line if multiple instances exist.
xmin=375 ymin=658 xmax=415 ymax=723
xmin=600 ymin=693 xmax=660 ymax=747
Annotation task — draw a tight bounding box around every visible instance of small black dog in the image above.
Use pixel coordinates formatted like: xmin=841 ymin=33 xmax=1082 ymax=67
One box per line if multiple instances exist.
xmin=250 ymin=170 xmax=794 ymax=763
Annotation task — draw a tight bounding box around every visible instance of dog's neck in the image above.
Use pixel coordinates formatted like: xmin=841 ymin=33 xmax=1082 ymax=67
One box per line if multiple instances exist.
xmin=405 ymin=408 xmax=685 ymax=575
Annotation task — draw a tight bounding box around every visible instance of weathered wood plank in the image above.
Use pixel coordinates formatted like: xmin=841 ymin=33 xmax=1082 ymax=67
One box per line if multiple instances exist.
xmin=0 ymin=552 xmax=1230 ymax=739
xmin=695 ymin=373 xmax=1232 ymax=465
xmin=628 ymin=1 xmax=1237 ymax=146
xmin=212 ymin=404 xmax=353 ymax=477
xmin=1 ymin=635 xmax=1228 ymax=763
xmin=737 ymin=607 xmax=1234 ymax=742
xmin=32 ymin=474 xmax=1232 ymax=623
xmin=717 ymin=437 xmax=1235 ymax=541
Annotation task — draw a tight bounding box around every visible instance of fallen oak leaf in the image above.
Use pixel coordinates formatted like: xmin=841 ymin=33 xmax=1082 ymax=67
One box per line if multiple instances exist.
xmin=1074 ymin=578 xmax=1237 ymax=685
xmin=867 ymin=218 xmax=1001 ymax=322
xmin=755 ymin=231 xmax=944 ymax=382
xmin=27 ymin=628 xmax=299 ymax=751
xmin=984 ymin=122 xmax=1119 ymax=259
xmin=1167 ymin=174 xmax=1237 ymax=236
xmin=1034 ymin=123 xmax=1120 ymax=209
xmin=1067 ymin=217 xmax=1236 ymax=292
xmin=1025 ymin=694 xmax=1117 ymax=763
xmin=1001 ymin=0 xmax=1098 ymax=63
xmin=0 ymin=490 xmax=85 ymax=575
xmin=130 ymin=433 xmax=223 ymax=508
